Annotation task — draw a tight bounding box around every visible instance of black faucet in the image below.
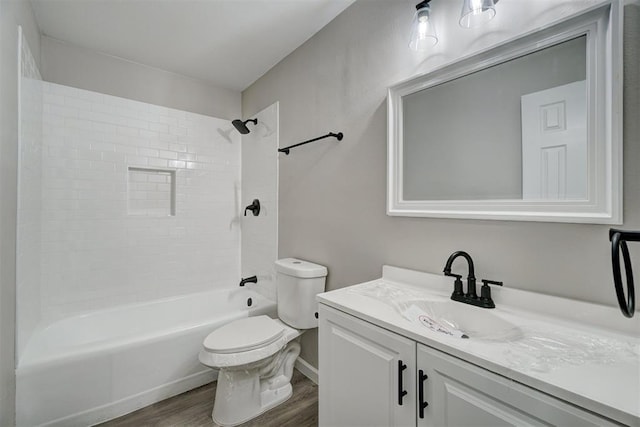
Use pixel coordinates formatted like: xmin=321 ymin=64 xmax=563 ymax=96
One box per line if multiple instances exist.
xmin=444 ymin=251 xmax=477 ymax=298
xmin=239 ymin=275 xmax=257 ymax=287
xmin=443 ymin=251 xmax=502 ymax=308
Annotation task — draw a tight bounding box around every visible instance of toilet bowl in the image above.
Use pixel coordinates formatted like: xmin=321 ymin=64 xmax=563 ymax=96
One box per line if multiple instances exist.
xmin=199 ymin=258 xmax=327 ymax=426
xmin=199 ymin=316 xmax=301 ymax=426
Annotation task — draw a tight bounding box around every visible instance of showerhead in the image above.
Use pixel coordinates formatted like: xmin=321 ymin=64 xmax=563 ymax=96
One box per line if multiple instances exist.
xmin=232 ymin=118 xmax=258 ymax=134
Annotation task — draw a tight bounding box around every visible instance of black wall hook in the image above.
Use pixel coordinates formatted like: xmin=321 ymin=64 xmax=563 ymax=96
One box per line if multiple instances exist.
xmin=278 ymin=132 xmax=343 ymax=155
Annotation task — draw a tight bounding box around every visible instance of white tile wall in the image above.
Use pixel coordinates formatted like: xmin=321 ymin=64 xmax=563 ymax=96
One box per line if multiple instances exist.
xmin=40 ymin=82 xmax=241 ymax=321
xmin=16 ymin=30 xmax=43 ymax=359
xmin=241 ymin=103 xmax=279 ymax=301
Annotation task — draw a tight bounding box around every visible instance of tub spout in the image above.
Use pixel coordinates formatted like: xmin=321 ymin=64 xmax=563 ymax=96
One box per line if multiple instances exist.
xmin=239 ymin=275 xmax=257 ymax=287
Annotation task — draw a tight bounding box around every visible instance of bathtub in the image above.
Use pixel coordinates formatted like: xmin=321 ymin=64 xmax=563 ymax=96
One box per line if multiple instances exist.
xmin=16 ymin=288 xmax=276 ymax=427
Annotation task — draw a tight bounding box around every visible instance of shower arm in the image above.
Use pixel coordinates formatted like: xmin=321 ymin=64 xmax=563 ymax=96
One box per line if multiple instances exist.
xmin=278 ymin=132 xmax=343 ymax=155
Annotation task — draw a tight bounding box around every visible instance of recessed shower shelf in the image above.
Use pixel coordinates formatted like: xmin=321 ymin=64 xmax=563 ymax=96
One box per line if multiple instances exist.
xmin=127 ymin=167 xmax=176 ymax=216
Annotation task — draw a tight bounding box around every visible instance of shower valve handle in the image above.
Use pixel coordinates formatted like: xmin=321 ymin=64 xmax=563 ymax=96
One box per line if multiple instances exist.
xmin=244 ymin=199 xmax=261 ymax=216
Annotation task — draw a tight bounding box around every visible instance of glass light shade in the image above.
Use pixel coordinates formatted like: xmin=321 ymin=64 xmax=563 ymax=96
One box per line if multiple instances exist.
xmin=459 ymin=0 xmax=497 ymax=29
xmin=409 ymin=4 xmax=438 ymax=51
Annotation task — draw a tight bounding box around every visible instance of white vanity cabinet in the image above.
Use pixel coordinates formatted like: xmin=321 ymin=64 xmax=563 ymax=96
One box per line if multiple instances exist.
xmin=417 ymin=344 xmax=618 ymax=427
xmin=318 ymin=304 xmax=416 ymax=427
xmin=319 ymin=304 xmax=621 ymax=427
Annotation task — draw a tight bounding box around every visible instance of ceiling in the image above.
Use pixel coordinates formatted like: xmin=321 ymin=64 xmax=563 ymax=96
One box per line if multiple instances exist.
xmin=31 ymin=0 xmax=355 ymax=91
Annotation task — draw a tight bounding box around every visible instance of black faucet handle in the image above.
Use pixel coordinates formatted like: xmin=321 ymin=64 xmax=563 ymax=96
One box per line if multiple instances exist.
xmin=479 ymin=279 xmax=502 ymax=308
xmin=445 ymin=272 xmax=464 ymax=298
xmin=481 ymin=279 xmax=503 ymax=287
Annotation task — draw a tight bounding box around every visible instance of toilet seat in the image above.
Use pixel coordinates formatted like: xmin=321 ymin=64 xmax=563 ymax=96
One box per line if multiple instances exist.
xmin=199 ymin=317 xmax=300 ymax=369
xmin=203 ymin=315 xmax=284 ymax=353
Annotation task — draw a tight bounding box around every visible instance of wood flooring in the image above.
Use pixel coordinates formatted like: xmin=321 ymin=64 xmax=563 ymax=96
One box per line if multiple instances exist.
xmin=96 ymin=370 xmax=318 ymax=427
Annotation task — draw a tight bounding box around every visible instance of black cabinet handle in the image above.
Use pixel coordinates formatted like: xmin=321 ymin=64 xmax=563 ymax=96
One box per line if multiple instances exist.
xmin=398 ymin=360 xmax=408 ymax=405
xmin=418 ymin=369 xmax=429 ymax=418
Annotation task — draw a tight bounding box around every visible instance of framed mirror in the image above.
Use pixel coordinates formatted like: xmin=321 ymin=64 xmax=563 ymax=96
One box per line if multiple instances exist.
xmin=387 ymin=2 xmax=622 ymax=223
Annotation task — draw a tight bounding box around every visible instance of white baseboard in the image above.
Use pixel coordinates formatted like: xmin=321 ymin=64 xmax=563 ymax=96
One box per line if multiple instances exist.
xmin=45 ymin=369 xmax=217 ymax=427
xmin=295 ymin=357 xmax=318 ymax=384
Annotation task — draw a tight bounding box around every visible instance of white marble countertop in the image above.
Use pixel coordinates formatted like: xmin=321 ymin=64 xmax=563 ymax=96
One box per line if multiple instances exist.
xmin=317 ymin=265 xmax=640 ymax=426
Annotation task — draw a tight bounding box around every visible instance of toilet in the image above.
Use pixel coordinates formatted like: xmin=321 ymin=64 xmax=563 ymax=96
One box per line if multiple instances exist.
xmin=199 ymin=258 xmax=327 ymax=426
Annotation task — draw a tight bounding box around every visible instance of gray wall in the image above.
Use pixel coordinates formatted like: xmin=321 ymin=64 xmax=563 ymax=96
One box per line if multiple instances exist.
xmin=0 ymin=1 xmax=41 ymax=424
xmin=40 ymin=36 xmax=241 ymax=120
xmin=403 ymin=36 xmax=586 ymax=200
xmin=243 ymin=0 xmax=640 ymax=368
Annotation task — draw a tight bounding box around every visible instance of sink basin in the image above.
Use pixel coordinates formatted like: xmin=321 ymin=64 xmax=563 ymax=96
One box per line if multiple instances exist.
xmin=401 ymin=299 xmax=523 ymax=341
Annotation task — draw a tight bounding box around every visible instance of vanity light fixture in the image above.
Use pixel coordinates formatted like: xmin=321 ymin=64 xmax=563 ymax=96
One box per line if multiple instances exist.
xmin=410 ymin=0 xmax=499 ymax=51
xmin=459 ymin=0 xmax=498 ymax=28
xmin=409 ymin=0 xmax=438 ymax=51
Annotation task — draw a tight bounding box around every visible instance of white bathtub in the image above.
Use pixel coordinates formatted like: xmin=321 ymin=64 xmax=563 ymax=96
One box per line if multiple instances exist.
xmin=16 ymin=288 xmax=276 ymax=427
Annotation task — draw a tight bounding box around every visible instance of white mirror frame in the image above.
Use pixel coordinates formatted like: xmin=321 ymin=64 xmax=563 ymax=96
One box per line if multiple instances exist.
xmin=387 ymin=2 xmax=622 ymax=224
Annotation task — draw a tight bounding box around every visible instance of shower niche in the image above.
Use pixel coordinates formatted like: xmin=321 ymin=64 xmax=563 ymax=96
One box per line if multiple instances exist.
xmin=127 ymin=167 xmax=176 ymax=216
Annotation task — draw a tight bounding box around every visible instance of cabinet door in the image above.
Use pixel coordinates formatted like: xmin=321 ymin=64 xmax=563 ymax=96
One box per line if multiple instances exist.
xmin=417 ymin=344 xmax=619 ymax=427
xmin=319 ymin=305 xmax=416 ymax=427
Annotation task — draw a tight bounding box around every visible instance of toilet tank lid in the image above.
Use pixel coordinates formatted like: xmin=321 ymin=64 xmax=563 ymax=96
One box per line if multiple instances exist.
xmin=275 ymin=258 xmax=328 ymax=278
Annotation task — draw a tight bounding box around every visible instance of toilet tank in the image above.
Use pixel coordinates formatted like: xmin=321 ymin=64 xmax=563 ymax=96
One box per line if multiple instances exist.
xmin=275 ymin=258 xmax=327 ymax=329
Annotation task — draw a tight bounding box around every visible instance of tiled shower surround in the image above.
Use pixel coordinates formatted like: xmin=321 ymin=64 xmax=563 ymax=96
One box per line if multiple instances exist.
xmin=17 ymin=30 xmax=43 ymax=359
xmin=38 ymin=82 xmax=241 ymax=322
